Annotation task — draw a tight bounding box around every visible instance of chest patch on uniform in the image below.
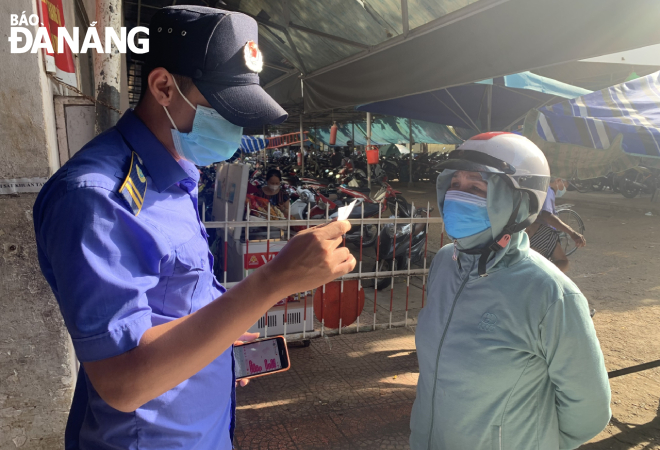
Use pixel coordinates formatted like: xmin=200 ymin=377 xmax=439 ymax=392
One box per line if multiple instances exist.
xmin=119 ymin=151 xmax=148 ymax=216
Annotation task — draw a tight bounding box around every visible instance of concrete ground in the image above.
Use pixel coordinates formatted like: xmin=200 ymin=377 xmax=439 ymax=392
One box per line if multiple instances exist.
xmin=235 ymin=183 xmax=660 ymax=450
xmin=234 ymin=328 xmax=417 ymax=450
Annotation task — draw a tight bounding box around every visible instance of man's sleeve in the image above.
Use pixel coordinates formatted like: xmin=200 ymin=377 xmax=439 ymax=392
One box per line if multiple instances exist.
xmin=540 ymin=292 xmax=611 ymax=449
xmin=38 ymin=187 xmax=168 ymax=363
xmin=541 ymin=188 xmax=555 ymax=214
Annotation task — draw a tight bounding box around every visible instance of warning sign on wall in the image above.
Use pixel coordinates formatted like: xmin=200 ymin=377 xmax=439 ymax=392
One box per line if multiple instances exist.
xmin=0 ymin=177 xmax=49 ymax=195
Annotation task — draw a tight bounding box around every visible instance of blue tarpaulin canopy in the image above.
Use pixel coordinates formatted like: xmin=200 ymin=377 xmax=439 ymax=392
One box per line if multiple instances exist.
xmin=356 ymin=72 xmax=590 ymax=133
xmin=313 ymin=116 xmax=463 ymax=146
xmin=534 ymin=71 xmax=660 ymax=158
xmin=522 ymin=71 xmax=660 ymax=179
xmin=240 ymin=135 xmax=267 ymax=153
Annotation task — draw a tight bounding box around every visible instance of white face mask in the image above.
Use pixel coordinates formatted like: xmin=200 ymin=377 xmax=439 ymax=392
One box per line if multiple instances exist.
xmin=267 ymin=183 xmax=281 ymax=192
xmin=556 ymin=180 xmax=567 ymax=198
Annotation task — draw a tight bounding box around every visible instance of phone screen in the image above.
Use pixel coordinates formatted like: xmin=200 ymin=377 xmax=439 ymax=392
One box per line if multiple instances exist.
xmin=234 ymin=338 xmax=287 ymax=379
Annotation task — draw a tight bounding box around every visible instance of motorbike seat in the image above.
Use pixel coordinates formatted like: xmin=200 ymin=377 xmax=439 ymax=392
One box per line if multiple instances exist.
xmin=349 ymin=202 xmax=381 ymax=218
xmin=353 ymin=187 xmax=372 ymax=194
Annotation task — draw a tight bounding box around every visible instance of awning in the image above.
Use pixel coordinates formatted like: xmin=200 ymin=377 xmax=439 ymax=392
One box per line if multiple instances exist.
xmin=265 ymin=0 xmax=660 ymax=113
xmin=313 ymin=116 xmax=463 ymax=146
xmin=357 ymin=72 xmax=590 ymax=133
xmin=124 ymin=0 xmax=660 ymax=119
xmin=523 ymin=71 xmax=660 ymax=179
xmin=240 ymin=136 xmax=267 ymax=153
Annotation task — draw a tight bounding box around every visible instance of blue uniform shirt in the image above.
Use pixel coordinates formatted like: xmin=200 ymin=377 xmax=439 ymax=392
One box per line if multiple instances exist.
xmin=33 ymin=110 xmax=235 ymax=450
xmin=537 ymin=187 xmax=557 ymax=227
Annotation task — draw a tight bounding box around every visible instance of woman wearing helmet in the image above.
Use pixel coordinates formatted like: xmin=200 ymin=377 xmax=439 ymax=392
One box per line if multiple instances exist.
xmin=409 ymin=133 xmax=610 ymax=450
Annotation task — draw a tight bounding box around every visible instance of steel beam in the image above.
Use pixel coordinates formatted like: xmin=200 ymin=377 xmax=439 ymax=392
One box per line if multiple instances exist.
xmin=263 ymin=62 xmax=294 ymax=72
xmin=288 ymin=23 xmax=369 ymax=49
xmin=284 ymin=29 xmax=307 ymax=75
xmin=401 ymin=0 xmax=409 ymax=35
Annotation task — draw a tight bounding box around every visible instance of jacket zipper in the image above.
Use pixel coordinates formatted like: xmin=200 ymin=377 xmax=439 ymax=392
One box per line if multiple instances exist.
xmin=426 ymin=257 xmax=476 ymax=449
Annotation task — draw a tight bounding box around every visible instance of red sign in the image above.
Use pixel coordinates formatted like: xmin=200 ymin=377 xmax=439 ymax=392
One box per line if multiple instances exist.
xmin=39 ymin=0 xmax=77 ymax=86
xmin=244 ymin=252 xmax=279 ymax=269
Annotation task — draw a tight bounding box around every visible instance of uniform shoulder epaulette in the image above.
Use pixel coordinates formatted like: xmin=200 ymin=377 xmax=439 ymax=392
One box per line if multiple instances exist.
xmin=119 ymin=151 xmax=148 ymax=216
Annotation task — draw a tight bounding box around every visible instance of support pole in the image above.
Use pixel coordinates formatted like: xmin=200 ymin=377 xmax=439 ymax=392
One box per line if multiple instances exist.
xmin=352 ymin=122 xmax=355 ymax=154
xmin=486 ymin=84 xmax=493 ymax=132
xmin=94 ymin=0 xmax=122 ymax=133
xmin=300 ymin=113 xmax=305 ymax=177
xmin=401 ymin=0 xmax=409 ymax=36
xmin=408 ymin=117 xmax=413 ymax=188
xmin=366 ymin=113 xmax=372 ymax=189
xmin=263 ymin=125 xmax=267 ymax=167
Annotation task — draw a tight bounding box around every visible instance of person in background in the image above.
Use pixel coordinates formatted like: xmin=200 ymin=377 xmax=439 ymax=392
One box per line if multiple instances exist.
xmin=330 ymin=147 xmax=343 ymax=167
xmin=272 ymin=148 xmax=283 ymax=159
xmin=527 ymin=176 xmax=586 ymax=272
xmin=410 ymin=133 xmax=610 ymax=450
xmin=341 ymin=147 xmax=354 ymax=170
xmin=254 ymin=168 xmax=289 ymax=217
xmin=346 ymin=139 xmax=354 ymax=155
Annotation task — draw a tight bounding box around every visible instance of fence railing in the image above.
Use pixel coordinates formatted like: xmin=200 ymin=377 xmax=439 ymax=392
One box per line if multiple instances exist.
xmin=203 ymin=200 xmax=444 ymax=342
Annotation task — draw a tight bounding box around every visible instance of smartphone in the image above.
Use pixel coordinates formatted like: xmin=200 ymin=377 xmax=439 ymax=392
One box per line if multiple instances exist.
xmin=234 ymin=336 xmax=290 ymax=380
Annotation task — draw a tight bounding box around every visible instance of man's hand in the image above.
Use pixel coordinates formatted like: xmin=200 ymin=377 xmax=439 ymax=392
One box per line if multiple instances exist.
xmin=262 ymin=220 xmax=356 ymax=298
xmin=234 ymin=332 xmax=260 ymax=387
xmin=572 ymin=232 xmax=586 ymax=248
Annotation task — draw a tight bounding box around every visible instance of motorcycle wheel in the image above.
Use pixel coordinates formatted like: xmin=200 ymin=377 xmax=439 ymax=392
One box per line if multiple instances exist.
xmin=369 ymin=258 xmax=396 ymax=290
xmin=614 ymin=172 xmax=640 ymax=198
xmin=619 ymin=180 xmax=640 ymax=198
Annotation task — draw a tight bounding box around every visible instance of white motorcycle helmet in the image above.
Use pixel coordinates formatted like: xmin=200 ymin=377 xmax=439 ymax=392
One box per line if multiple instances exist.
xmin=437 ymin=132 xmax=551 ymax=274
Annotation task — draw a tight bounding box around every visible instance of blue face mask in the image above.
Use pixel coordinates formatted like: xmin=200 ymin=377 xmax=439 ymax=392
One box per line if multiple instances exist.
xmin=556 ymin=181 xmax=567 ymax=198
xmin=442 ymin=190 xmax=491 ymax=239
xmin=164 ymin=79 xmax=243 ymax=167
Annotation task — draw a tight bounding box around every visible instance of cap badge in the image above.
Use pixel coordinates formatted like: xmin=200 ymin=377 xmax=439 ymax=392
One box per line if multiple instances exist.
xmin=243 ymin=41 xmax=263 ymax=73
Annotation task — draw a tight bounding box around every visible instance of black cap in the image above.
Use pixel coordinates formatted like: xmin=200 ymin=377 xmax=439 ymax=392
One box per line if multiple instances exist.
xmin=146 ymin=5 xmax=288 ymax=127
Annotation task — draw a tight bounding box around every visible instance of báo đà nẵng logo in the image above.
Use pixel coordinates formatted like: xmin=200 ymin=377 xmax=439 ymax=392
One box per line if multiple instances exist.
xmin=8 ymin=11 xmax=149 ymax=55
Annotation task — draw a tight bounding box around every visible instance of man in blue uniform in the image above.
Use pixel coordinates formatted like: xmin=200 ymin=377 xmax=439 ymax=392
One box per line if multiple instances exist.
xmin=33 ymin=6 xmax=355 ymax=449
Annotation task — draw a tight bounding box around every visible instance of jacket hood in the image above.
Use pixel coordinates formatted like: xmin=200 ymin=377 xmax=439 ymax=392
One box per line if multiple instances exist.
xmin=437 ymin=170 xmax=531 ymax=273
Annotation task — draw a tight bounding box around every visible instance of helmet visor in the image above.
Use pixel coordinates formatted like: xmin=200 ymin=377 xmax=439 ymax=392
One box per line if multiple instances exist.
xmin=436 ymin=150 xmax=516 ymax=175
xmin=512 ymin=175 xmax=551 ymax=193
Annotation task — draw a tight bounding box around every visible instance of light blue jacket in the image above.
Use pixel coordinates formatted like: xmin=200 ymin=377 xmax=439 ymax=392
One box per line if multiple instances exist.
xmin=410 ymin=173 xmax=610 ymax=450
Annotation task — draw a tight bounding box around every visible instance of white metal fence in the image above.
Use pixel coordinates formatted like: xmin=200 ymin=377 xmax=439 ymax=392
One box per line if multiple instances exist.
xmin=203 ymin=200 xmax=444 ymax=342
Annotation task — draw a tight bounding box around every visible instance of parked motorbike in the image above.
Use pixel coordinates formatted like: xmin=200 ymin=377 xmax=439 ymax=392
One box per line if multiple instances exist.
xmin=613 ymin=166 xmax=659 ymax=199
xmin=568 ymin=174 xmax=617 ymax=193
xmin=364 ymin=204 xmax=433 ymax=290
xmin=379 ymin=155 xmax=400 ymax=182
xmin=289 ymin=176 xmax=409 ymax=247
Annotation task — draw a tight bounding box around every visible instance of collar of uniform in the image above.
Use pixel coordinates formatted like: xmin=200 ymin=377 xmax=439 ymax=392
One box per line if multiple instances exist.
xmin=116 ymin=109 xmax=190 ymax=193
xmin=177 ymin=159 xmax=200 ymax=183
